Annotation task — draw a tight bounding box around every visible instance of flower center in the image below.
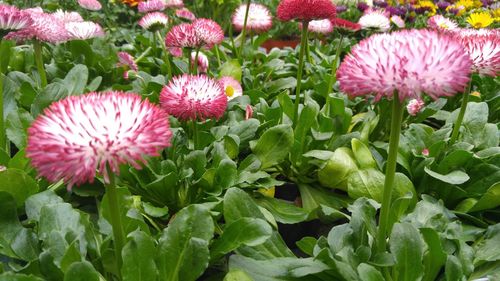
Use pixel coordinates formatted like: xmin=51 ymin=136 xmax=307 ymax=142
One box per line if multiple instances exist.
xmin=225 ymin=86 xmax=234 ymax=97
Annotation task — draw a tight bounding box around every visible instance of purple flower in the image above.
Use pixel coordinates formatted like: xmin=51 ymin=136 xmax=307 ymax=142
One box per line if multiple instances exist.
xmin=436 ymin=1 xmax=450 ymax=10
xmin=357 ymin=3 xmax=369 ymax=12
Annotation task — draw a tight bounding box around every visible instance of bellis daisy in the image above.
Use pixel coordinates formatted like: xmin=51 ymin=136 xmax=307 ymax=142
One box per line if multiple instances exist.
xmin=190 ymin=51 xmax=209 ymax=73
xmin=192 ymin=18 xmax=224 ymax=47
xmin=78 ymin=0 xmax=102 ymax=11
xmin=407 ymin=99 xmax=425 ymax=116
xmin=139 ymin=12 xmax=169 ymax=31
xmin=0 ymin=4 xmax=32 ymax=34
xmin=453 ymin=29 xmax=500 ymax=76
xmin=138 ymin=0 xmax=166 ymax=13
xmin=232 ymin=3 xmax=273 ymax=33
xmin=26 ymin=91 xmax=172 ymax=189
xmin=175 ymin=8 xmax=196 ymax=21
xmin=303 ymin=19 xmax=333 ymax=34
xmin=427 ymin=15 xmax=458 ymax=30
xmin=358 ymin=10 xmax=391 ymax=32
xmin=330 ymin=18 xmax=361 ymax=32
xmin=164 ymin=0 xmax=184 ymax=8
xmin=160 ymin=74 xmax=227 ymax=120
xmin=165 ymin=23 xmax=201 ymax=48
xmin=117 ymin=51 xmax=138 ymax=72
xmin=65 ymin=21 xmax=105 ymax=40
xmin=390 ymin=15 xmax=405 ymax=28
xmin=277 ymin=0 xmax=336 ymax=22
xmin=53 ymin=10 xmax=84 ymax=23
xmin=6 ymin=10 xmax=70 ymax=43
xmin=219 ymin=76 xmax=243 ymax=101
xmin=337 ymin=29 xmax=472 ymax=102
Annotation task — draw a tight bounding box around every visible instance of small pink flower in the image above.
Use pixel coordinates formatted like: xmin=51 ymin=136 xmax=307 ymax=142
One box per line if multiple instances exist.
xmin=26 ymin=91 xmax=172 ymax=189
xmin=160 ymin=74 xmax=227 ymax=120
xmin=169 ymin=47 xmax=183 ymax=57
xmin=427 ymin=15 xmax=458 ymax=30
xmin=164 ymin=0 xmax=184 ymax=8
xmin=302 ymin=19 xmax=333 ymax=34
xmin=138 ymin=0 xmax=165 ymax=13
xmin=65 ymin=21 xmax=105 ymax=40
xmin=232 ymin=3 xmax=273 ymax=33
xmin=390 ymin=15 xmax=405 ymax=28
xmin=245 ymin=105 xmax=253 ymax=120
xmin=422 ymin=148 xmax=429 ymax=156
xmin=407 ymin=99 xmax=424 ymax=116
xmin=190 ymin=51 xmax=209 ymax=73
xmin=53 ymin=10 xmax=84 ymax=23
xmin=193 ymin=18 xmax=224 ymax=47
xmin=175 ymin=8 xmax=196 ymax=21
xmin=277 ymin=0 xmax=336 ymax=22
xmin=219 ymin=76 xmax=243 ymax=101
xmin=138 ymin=12 xmax=169 ymax=31
xmin=165 ymin=23 xmax=201 ymax=48
xmin=78 ymin=0 xmax=102 ymax=11
xmin=117 ymin=51 xmax=138 ymax=72
xmin=0 ymin=4 xmax=32 ymax=31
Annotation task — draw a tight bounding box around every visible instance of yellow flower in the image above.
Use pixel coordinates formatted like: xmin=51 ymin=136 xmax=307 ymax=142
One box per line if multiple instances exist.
xmin=455 ymin=0 xmax=476 ymax=10
xmin=467 ymin=12 xmax=494 ymax=28
xmin=471 ymin=91 xmax=481 ymax=98
xmin=121 ymin=0 xmax=141 ymax=7
xmin=415 ymin=0 xmax=437 ymax=15
xmin=492 ymin=8 xmax=500 ymax=21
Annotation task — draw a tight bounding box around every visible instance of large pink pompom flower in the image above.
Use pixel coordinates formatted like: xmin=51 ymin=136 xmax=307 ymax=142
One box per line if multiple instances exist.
xmin=165 ymin=23 xmax=201 ymax=48
xmin=192 ymin=18 xmax=224 ymax=47
xmin=452 ymin=29 xmax=500 ymax=77
xmin=160 ymin=74 xmax=227 ymax=120
xmin=78 ymin=0 xmax=102 ymax=11
xmin=6 ymin=10 xmax=70 ymax=43
xmin=277 ymin=0 xmax=336 ymax=22
xmin=337 ymin=29 xmax=472 ymax=102
xmin=0 ymin=4 xmax=32 ymax=32
xmin=138 ymin=0 xmax=166 ymax=13
xmin=26 ymin=92 xmax=172 ymax=189
xmin=232 ymin=3 xmax=273 ymax=33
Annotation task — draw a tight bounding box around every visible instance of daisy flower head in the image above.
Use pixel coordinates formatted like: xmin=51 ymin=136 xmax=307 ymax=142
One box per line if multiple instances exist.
xmin=358 ymin=10 xmax=391 ymax=32
xmin=139 ymin=12 xmax=169 ymax=31
xmin=0 ymin=4 xmax=32 ymax=33
xmin=337 ymin=29 xmax=472 ymax=102
xmin=26 ymin=91 xmax=172 ymax=189
xmin=117 ymin=51 xmax=138 ymax=72
xmin=78 ymin=0 xmax=102 ymax=11
xmin=175 ymin=8 xmax=196 ymax=21
xmin=160 ymin=74 xmax=227 ymax=120
xmin=407 ymin=99 xmax=425 ymax=115
xmin=467 ymin=12 xmax=494 ymax=28
xmin=302 ymin=19 xmax=333 ymax=34
xmin=193 ymin=18 xmax=224 ymax=47
xmin=138 ymin=0 xmax=166 ymax=13
xmin=330 ymin=17 xmax=361 ymax=32
xmin=427 ymin=15 xmax=458 ymax=30
xmin=169 ymin=47 xmax=183 ymax=57
xmin=232 ymin=3 xmax=273 ymax=33
xmin=219 ymin=76 xmax=243 ymax=101
xmin=65 ymin=21 xmax=105 ymax=40
xmin=277 ymin=0 xmax=336 ymax=22
xmin=453 ymin=29 xmax=500 ymax=76
xmin=190 ymin=51 xmax=209 ymax=73
xmin=6 ymin=10 xmax=70 ymax=43
xmin=165 ymin=22 xmax=201 ymax=48
xmin=390 ymin=15 xmax=405 ymax=28
xmin=53 ymin=10 xmax=84 ymax=23
xmin=164 ymin=0 xmax=184 ymax=8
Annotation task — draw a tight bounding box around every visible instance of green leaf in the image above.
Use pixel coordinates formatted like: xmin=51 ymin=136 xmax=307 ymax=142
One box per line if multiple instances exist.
xmin=220 ymin=59 xmax=242 ymax=81
xmin=357 ymin=263 xmax=384 ymax=281
xmin=256 ymin=197 xmax=308 ymax=224
xmin=424 ymin=167 xmax=470 ymax=185
xmin=469 ymin=182 xmax=500 ymax=212
xmin=157 ymin=205 xmax=214 ymax=281
xmin=0 ymin=273 xmax=44 ymax=281
xmin=0 ymin=192 xmax=23 ymax=255
xmin=213 ymin=159 xmax=237 ymax=194
xmin=211 ymin=218 xmax=272 ymax=261
xmin=223 ymin=269 xmax=254 ymax=281
xmin=296 ymin=237 xmax=316 ymax=256
xmin=390 ymin=223 xmax=424 ymax=281
xmin=0 ymin=40 xmax=14 ymax=73
xmin=122 ymin=230 xmax=158 ymax=281
xmin=0 ymin=169 xmax=38 ymax=207
xmin=347 ymin=168 xmax=384 ymax=202
xmin=318 ymin=147 xmax=358 ymax=191
xmin=278 ymin=91 xmax=294 ymax=119
xmin=420 ymin=228 xmax=447 ymax=281
xmin=445 ymin=255 xmax=464 ymax=281
xmin=252 ymin=124 xmax=294 ymax=169
xmin=142 ymin=202 xmax=168 ymax=218
xmin=266 ymin=77 xmax=297 ymax=94
xmin=6 ymin=108 xmax=33 ymax=149
xmin=63 ymin=261 xmax=100 ymax=281
xmin=474 ymin=224 xmax=500 ymax=265
xmin=351 ymin=139 xmax=377 ymax=169
xmin=63 ymin=64 xmax=89 ymax=95
xmin=25 ymin=190 xmax=64 ymax=222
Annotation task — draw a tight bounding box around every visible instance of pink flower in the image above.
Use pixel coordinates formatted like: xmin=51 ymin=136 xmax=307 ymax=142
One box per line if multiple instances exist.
xmin=190 ymin=51 xmax=209 ymax=73
xmin=78 ymin=0 xmax=102 ymax=11
xmin=427 ymin=15 xmax=458 ymax=31
xmin=302 ymin=19 xmax=333 ymax=34
xmin=192 ymin=18 xmax=224 ymax=47
xmin=165 ymin=23 xmax=201 ymax=48
xmin=453 ymin=29 xmax=500 ymax=77
xmin=390 ymin=15 xmax=405 ymax=28
xmin=245 ymin=105 xmax=253 ymax=120
xmin=358 ymin=10 xmax=390 ymax=32
xmin=52 ymin=10 xmax=84 ymax=23
xmin=139 ymin=12 xmax=169 ymax=31
xmin=330 ymin=18 xmax=361 ymax=32
xmin=117 ymin=51 xmax=138 ymax=72
xmin=26 ymin=91 xmax=172 ymax=189
xmin=164 ymin=0 xmax=184 ymax=8
xmin=337 ymin=29 xmax=472 ymax=102
xmin=65 ymin=21 xmax=105 ymax=40
xmin=277 ymin=0 xmax=336 ymax=22
xmin=218 ymin=76 xmax=243 ymax=100
xmin=138 ymin=0 xmax=165 ymax=13
xmin=422 ymin=148 xmax=429 ymax=156
xmin=6 ymin=10 xmax=70 ymax=43
xmin=169 ymin=47 xmax=183 ymax=57
xmin=407 ymin=99 xmax=424 ymax=116
xmin=0 ymin=4 xmax=32 ymax=31
xmin=175 ymin=8 xmax=196 ymax=21
xmin=160 ymin=74 xmax=227 ymax=120
xmin=232 ymin=3 xmax=273 ymax=33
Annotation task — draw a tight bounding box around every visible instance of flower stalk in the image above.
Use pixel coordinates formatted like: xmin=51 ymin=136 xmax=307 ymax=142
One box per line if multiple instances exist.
xmin=33 ymin=40 xmax=47 ymax=87
xmin=238 ymin=0 xmax=251 ymax=60
xmin=293 ymin=20 xmax=309 ymax=125
xmin=105 ymin=169 xmax=125 ymax=278
xmin=449 ymin=80 xmax=473 ymax=145
xmin=327 ymin=35 xmax=344 ymax=96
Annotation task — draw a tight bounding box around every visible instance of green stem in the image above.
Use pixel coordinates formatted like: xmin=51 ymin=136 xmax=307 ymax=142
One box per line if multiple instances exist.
xmin=292 ymin=21 xmax=309 ymax=126
xmin=376 ymin=92 xmax=404 ymax=253
xmin=238 ymin=0 xmax=251 ymax=61
xmin=327 ymin=35 xmax=344 ymax=96
xmin=214 ymin=45 xmax=222 ymax=68
xmin=33 ymin=41 xmax=47 ymax=88
xmin=105 ymin=171 xmax=125 ymax=278
xmin=0 ymin=72 xmax=5 ymax=152
xmin=135 ymin=46 xmax=152 ymax=63
xmin=191 ymin=120 xmax=199 ymax=150
xmin=449 ymin=80 xmax=472 ymax=145
xmin=152 ymin=32 xmax=158 ymax=57
xmin=193 ymin=48 xmax=200 ymax=75
xmin=156 ymin=31 xmax=172 ymax=80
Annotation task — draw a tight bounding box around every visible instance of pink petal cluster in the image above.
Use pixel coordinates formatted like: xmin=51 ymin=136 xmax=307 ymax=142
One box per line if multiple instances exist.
xmin=407 ymin=99 xmax=425 ymax=116
xmin=6 ymin=9 xmax=70 ymax=43
xmin=453 ymin=29 xmax=500 ymax=76
xmin=219 ymin=76 xmax=243 ymax=101
xmin=160 ymin=74 xmax=227 ymax=120
xmin=0 ymin=4 xmax=32 ymax=31
xmin=302 ymin=19 xmax=333 ymax=34
xmin=232 ymin=3 xmax=273 ymax=33
xmin=165 ymin=18 xmax=224 ymax=48
xmin=427 ymin=15 xmax=457 ymax=31
xmin=190 ymin=51 xmax=209 ymax=73
xmin=78 ymin=0 xmax=102 ymax=11
xmin=53 ymin=9 xmax=84 ymax=23
xmin=175 ymin=8 xmax=196 ymax=21
xmin=65 ymin=21 xmax=105 ymax=40
xmin=358 ymin=10 xmax=390 ymax=32
xmin=139 ymin=12 xmax=169 ymax=31
xmin=330 ymin=18 xmax=361 ymax=32
xmin=138 ymin=0 xmax=166 ymax=13
xmin=277 ymin=0 xmax=336 ymax=22
xmin=117 ymin=51 xmax=138 ymax=72
xmin=337 ymin=29 xmax=472 ymax=102
xmin=390 ymin=15 xmax=405 ymax=28
xmin=164 ymin=0 xmax=184 ymax=8
xmin=26 ymin=91 xmax=172 ymax=189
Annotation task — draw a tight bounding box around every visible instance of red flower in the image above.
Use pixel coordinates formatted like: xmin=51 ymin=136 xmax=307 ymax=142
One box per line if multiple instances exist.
xmin=277 ymin=0 xmax=336 ymax=22
xmin=330 ymin=17 xmax=361 ymax=32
